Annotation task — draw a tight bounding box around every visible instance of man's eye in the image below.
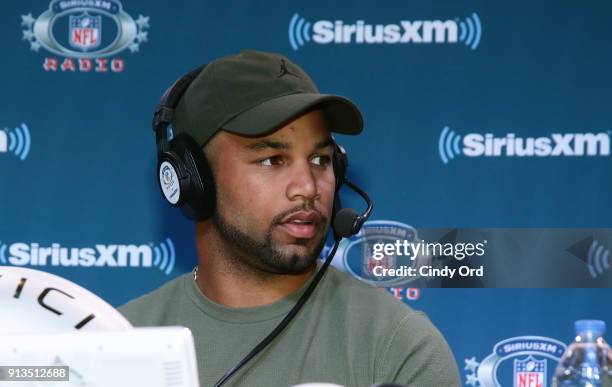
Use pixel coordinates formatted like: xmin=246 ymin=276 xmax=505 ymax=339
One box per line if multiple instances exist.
xmin=260 ymin=156 xmax=283 ymax=166
xmin=311 ymin=155 xmax=331 ymax=166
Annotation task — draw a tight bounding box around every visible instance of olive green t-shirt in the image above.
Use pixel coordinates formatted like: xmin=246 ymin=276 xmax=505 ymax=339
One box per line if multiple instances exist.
xmin=118 ymin=267 xmax=460 ymax=387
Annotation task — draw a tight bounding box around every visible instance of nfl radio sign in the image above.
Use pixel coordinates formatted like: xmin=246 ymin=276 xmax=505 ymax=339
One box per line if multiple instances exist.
xmin=21 ymin=0 xmax=149 ymax=73
xmin=464 ymin=336 xmax=566 ymax=387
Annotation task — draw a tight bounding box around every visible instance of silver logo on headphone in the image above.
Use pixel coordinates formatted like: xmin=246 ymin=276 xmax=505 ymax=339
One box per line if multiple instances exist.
xmin=159 ymin=161 xmax=180 ymax=204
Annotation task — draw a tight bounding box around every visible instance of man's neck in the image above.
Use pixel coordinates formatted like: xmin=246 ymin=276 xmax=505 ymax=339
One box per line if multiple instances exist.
xmin=193 ymin=222 xmax=315 ymax=308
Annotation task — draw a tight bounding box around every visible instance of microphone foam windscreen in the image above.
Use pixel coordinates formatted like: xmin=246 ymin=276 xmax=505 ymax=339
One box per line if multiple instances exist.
xmin=333 ymin=208 xmax=359 ymax=238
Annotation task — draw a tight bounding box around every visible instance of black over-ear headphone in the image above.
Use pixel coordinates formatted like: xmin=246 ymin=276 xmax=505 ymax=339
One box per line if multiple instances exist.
xmin=152 ymin=65 xmax=371 ymax=238
xmin=152 ymin=65 xmax=215 ymax=221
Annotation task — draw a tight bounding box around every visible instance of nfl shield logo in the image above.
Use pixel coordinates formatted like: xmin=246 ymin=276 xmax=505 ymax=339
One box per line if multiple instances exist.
xmin=362 ymin=239 xmax=396 ymax=280
xmin=69 ymin=13 xmax=102 ymax=51
xmin=514 ymin=355 xmax=546 ymax=387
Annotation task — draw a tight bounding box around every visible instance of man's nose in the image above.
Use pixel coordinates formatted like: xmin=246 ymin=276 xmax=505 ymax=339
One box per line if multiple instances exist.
xmin=286 ymin=160 xmax=318 ymax=202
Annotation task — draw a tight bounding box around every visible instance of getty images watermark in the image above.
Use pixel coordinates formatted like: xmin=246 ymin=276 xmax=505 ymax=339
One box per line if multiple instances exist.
xmin=370 ymin=239 xmax=487 ymax=279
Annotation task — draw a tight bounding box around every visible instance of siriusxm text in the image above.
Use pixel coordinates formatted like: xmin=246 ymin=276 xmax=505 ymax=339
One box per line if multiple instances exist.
xmin=313 ymin=20 xmax=457 ymax=44
xmin=502 ymin=342 xmax=560 ymax=355
xmin=6 ymin=243 xmax=153 ymax=267
xmin=464 ymin=132 xmax=610 ymax=157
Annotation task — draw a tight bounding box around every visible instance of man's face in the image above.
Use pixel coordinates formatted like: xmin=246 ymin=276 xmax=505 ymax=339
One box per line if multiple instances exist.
xmin=206 ymin=109 xmax=335 ymax=275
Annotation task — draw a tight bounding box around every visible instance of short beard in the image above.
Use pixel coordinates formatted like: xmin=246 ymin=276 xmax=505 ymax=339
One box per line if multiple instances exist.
xmin=212 ymin=206 xmax=327 ymax=276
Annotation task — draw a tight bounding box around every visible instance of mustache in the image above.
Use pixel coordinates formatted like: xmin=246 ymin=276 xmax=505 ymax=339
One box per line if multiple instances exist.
xmin=271 ymin=204 xmax=327 ymax=226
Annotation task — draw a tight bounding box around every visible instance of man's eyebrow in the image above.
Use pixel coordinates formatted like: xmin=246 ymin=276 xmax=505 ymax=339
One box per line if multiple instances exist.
xmin=315 ymin=137 xmax=334 ymax=149
xmin=245 ymin=140 xmax=290 ymax=151
xmin=244 ymin=137 xmax=333 ymax=151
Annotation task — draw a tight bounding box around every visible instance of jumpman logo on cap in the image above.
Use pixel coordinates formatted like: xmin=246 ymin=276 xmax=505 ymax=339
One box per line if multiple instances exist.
xmin=277 ymin=59 xmax=300 ymax=79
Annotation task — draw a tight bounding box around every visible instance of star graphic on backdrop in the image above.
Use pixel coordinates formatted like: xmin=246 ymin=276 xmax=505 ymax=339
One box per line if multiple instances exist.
xmin=30 ymin=41 xmax=40 ymax=52
xmin=128 ymin=43 xmax=139 ymax=53
xmin=464 ymin=357 xmax=479 ymax=372
xmin=135 ymin=31 xmax=148 ymax=43
xmin=22 ymin=30 xmax=34 ymax=41
xmin=21 ymin=13 xmax=35 ymax=27
xmin=466 ymin=373 xmax=479 ymax=386
xmin=135 ymin=15 xmax=150 ymax=29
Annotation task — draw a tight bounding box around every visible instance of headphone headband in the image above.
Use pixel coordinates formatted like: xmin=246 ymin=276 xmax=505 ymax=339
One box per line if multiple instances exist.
xmin=153 ymin=65 xmax=208 ymax=154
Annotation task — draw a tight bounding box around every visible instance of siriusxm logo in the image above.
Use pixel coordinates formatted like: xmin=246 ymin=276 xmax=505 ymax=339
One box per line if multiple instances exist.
xmin=321 ymin=220 xmax=427 ymax=287
xmin=1 ymin=123 xmax=31 ymax=161
xmin=587 ymin=239 xmax=610 ymax=278
xmin=439 ymin=126 xmax=611 ymax=164
xmin=566 ymin=236 xmax=612 ymax=280
xmin=0 ymin=238 xmax=175 ymax=275
xmin=288 ymin=12 xmax=482 ymax=50
xmin=21 ymin=0 xmax=149 ymax=73
xmin=465 ymin=336 xmax=566 ymax=387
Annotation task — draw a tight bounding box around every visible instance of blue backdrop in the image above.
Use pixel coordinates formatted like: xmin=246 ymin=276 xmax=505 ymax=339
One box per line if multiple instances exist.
xmin=2 ymin=1 xmax=611 ymax=386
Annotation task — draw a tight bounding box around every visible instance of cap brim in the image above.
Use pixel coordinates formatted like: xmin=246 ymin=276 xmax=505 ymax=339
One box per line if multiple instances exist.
xmin=222 ymin=93 xmax=363 ymax=137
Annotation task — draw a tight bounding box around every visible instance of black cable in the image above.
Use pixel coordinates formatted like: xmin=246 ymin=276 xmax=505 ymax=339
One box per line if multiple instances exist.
xmin=213 ymin=237 xmax=341 ymax=387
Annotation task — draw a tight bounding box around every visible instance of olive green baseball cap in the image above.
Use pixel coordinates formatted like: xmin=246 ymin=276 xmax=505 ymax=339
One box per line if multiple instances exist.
xmin=172 ymin=50 xmax=363 ymax=145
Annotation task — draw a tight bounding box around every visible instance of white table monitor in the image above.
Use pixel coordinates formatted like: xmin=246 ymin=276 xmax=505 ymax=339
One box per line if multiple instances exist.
xmin=0 ymin=326 xmax=200 ymax=387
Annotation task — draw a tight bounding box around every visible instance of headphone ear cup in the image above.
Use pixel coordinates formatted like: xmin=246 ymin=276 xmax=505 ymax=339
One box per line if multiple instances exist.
xmin=168 ymin=134 xmax=216 ymax=221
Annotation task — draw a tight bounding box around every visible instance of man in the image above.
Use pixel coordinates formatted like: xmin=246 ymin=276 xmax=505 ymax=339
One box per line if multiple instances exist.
xmin=120 ymin=50 xmax=460 ymax=387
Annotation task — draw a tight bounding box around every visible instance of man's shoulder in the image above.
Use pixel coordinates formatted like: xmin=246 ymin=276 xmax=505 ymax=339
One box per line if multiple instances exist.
xmin=118 ymin=273 xmax=190 ymax=326
xmin=323 ymin=267 xmax=446 ymax=340
xmin=321 ymin=268 xmax=461 ymax=385
xmin=323 ymin=266 xmax=415 ymax=318
xmin=320 ymin=267 xmax=430 ymax=337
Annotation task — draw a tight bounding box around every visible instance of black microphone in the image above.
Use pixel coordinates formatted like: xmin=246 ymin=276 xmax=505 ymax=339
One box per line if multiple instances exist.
xmin=333 ymin=178 xmax=374 ymax=238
